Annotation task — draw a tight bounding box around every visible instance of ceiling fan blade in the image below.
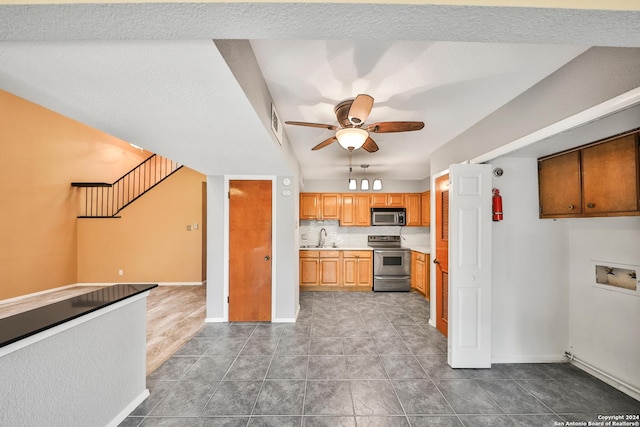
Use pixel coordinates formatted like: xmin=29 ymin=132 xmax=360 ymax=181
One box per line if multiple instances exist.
xmin=312 ymin=136 xmax=337 ymax=150
xmin=348 ymin=94 xmax=374 ymax=126
xmin=362 ymin=137 xmax=379 ymax=153
xmin=367 ymin=121 xmax=425 ymax=133
xmin=285 ymin=121 xmax=339 ymax=131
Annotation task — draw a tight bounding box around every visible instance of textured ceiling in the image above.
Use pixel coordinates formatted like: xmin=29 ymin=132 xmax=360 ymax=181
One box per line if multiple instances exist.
xmin=0 ymin=2 xmax=639 ymax=181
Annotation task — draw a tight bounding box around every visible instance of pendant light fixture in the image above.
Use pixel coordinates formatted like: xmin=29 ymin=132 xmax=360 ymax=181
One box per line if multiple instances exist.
xmin=360 ymin=164 xmax=370 ymax=191
xmin=347 ymin=148 xmax=357 ymax=190
xmin=372 ymin=178 xmax=383 ymax=191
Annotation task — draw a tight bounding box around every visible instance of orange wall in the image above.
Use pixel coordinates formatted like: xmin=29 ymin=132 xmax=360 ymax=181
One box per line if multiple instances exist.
xmin=1 ymin=89 xmax=160 ymax=299
xmin=77 ymin=167 xmax=205 ymax=283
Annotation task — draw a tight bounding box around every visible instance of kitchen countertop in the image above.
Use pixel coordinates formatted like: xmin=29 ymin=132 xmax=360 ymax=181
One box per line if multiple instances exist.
xmin=409 ymin=246 xmax=431 ymax=254
xmin=299 ymin=246 xmax=431 ymax=253
xmin=299 ymin=247 xmax=372 ymax=251
xmin=0 ymin=283 xmax=157 ymax=348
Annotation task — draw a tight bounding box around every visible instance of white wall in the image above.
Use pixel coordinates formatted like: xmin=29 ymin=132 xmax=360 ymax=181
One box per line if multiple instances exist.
xmin=490 ymin=157 xmax=570 ymax=363
xmin=206 ymin=175 xmax=226 ymax=321
xmin=567 ymin=216 xmax=640 ymax=396
xmin=303 ymin=178 xmax=429 ymax=193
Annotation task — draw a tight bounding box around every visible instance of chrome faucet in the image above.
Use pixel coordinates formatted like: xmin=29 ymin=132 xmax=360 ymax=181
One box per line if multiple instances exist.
xmin=319 ymin=228 xmax=327 ymax=248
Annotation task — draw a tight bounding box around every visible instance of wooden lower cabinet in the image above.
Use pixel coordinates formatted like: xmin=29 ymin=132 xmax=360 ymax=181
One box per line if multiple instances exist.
xmin=300 ymin=250 xmax=372 ymax=289
xmin=319 ymin=251 xmax=341 ymax=287
xmin=342 ymin=251 xmax=372 ymax=287
xmin=300 ymin=251 xmax=320 ymax=287
xmin=411 ymin=251 xmax=430 ymax=299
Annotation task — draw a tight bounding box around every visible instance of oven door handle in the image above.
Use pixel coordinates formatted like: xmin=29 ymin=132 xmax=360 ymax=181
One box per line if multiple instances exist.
xmin=374 ymin=275 xmax=411 ymax=280
xmin=373 ymin=249 xmax=409 ymax=253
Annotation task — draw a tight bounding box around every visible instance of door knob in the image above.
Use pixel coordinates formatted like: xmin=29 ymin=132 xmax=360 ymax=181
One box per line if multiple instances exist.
xmin=433 ymin=259 xmax=440 ymax=265
xmin=264 ymin=255 xmax=271 ymax=261
xmin=587 ymin=203 xmax=595 ymax=208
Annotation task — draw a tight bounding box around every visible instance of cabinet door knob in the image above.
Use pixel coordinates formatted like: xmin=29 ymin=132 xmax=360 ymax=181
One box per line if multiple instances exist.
xmin=587 ymin=203 xmax=595 ymax=208
xmin=433 ymin=259 xmax=440 ymax=265
xmin=264 ymin=255 xmax=271 ymax=261
xmin=567 ymin=204 xmax=574 ymax=210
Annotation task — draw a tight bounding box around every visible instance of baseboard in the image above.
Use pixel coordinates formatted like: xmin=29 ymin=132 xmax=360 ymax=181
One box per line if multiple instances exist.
xmin=205 ymin=317 xmax=226 ymax=323
xmin=272 ymin=317 xmax=296 ymax=323
xmin=106 ymin=388 xmax=150 ymax=427
xmin=569 ymin=355 xmax=640 ymax=402
xmin=0 ymin=283 xmax=83 ymax=304
xmin=1 ymin=282 xmax=204 ymax=305
xmin=491 ymin=354 xmax=567 ymax=364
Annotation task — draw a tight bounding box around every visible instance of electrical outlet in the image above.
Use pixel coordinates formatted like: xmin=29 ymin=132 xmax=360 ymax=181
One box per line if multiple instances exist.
xmin=193 ymin=223 xmax=199 ymax=230
xmin=186 ymin=225 xmax=192 ymax=231
xmin=118 ymin=269 xmax=124 ymax=276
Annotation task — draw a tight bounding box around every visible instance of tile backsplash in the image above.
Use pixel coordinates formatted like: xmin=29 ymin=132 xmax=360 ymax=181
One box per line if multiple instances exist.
xmin=300 ymin=220 xmax=429 ymax=248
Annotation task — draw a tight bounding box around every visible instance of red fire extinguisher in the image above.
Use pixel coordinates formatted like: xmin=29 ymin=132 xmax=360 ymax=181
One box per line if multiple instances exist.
xmin=492 ymin=188 xmax=503 ymax=222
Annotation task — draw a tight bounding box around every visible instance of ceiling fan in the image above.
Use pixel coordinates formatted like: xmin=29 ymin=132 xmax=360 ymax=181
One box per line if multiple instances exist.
xmin=285 ymin=94 xmax=425 ymax=153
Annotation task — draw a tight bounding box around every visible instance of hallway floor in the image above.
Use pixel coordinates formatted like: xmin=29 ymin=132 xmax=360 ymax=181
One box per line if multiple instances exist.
xmin=121 ymin=291 xmax=640 ymax=426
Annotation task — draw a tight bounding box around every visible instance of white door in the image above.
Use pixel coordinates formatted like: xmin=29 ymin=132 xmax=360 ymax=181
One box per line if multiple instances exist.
xmin=448 ymin=163 xmax=492 ymax=368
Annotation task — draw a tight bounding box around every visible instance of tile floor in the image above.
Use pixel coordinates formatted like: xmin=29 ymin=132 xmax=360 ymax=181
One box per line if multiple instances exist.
xmin=121 ymin=291 xmax=640 ymax=427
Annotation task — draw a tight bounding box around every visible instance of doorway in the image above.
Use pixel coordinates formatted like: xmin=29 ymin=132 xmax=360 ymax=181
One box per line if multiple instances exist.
xmin=228 ymin=180 xmax=272 ymax=322
xmin=435 ymin=174 xmax=449 ymax=337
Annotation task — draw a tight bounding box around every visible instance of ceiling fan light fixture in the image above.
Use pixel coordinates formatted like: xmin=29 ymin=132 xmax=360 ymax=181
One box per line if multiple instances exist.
xmin=372 ymin=178 xmax=383 ymax=191
xmin=336 ymin=128 xmax=368 ymax=150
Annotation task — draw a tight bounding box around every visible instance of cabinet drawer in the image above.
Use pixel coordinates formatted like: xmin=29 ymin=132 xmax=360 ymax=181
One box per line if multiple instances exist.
xmin=319 ymin=251 xmax=341 ymax=258
xmin=414 ymin=252 xmax=427 ymax=262
xmin=299 ymin=250 xmax=319 ymax=258
xmin=343 ymin=251 xmax=371 ymax=259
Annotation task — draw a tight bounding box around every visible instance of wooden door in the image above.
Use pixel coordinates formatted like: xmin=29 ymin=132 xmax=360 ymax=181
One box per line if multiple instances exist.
xmin=448 ymin=164 xmax=492 ymax=368
xmin=229 ymin=180 xmax=272 ymax=321
xmin=538 ymin=151 xmax=582 ymax=217
xmin=582 ymin=134 xmax=639 ymax=214
xmin=435 ymin=174 xmax=449 ymax=337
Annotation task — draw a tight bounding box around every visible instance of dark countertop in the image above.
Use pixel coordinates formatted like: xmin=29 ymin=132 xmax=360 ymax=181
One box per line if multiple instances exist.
xmin=0 ymin=284 xmax=157 ymax=349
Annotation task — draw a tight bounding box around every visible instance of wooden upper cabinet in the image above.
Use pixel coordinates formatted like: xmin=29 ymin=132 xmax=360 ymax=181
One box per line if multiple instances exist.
xmin=581 ymin=134 xmax=639 ymax=215
xmin=300 ymin=193 xmax=320 ymax=219
xmin=321 ymin=193 xmax=341 ymax=219
xmin=369 ymin=193 xmax=388 ymax=207
xmin=370 ymin=193 xmax=406 ymax=207
xmin=341 ymin=194 xmax=356 ymax=225
xmin=387 ymin=194 xmax=405 ymax=207
xmin=354 ymin=194 xmax=371 ymax=226
xmin=340 ymin=194 xmax=370 ymax=226
xmin=300 ymin=193 xmax=341 ymax=220
xmin=405 ymin=193 xmax=421 ymax=226
xmin=538 ymin=131 xmax=640 ymax=219
xmin=421 ymin=191 xmax=431 ymax=226
xmin=539 ymin=151 xmax=583 ymax=218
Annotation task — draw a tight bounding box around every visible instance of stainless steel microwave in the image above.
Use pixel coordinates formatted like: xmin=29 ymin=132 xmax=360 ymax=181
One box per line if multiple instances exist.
xmin=370 ymin=208 xmax=406 ymax=226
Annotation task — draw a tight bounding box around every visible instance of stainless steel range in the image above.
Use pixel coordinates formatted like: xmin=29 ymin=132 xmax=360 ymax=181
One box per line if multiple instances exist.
xmin=368 ymin=235 xmax=411 ymax=292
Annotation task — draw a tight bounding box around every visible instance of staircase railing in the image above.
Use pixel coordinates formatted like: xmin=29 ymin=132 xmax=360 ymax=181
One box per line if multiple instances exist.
xmin=72 ymin=154 xmax=183 ymax=218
